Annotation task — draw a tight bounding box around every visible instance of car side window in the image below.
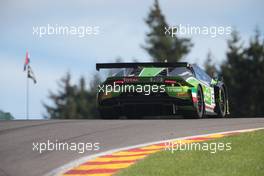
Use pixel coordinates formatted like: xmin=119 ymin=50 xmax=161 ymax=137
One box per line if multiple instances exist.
xmin=113 ymin=69 xmax=125 ymax=77
xmin=169 ymin=67 xmax=193 ymax=77
xmin=193 ymin=65 xmax=212 ymax=84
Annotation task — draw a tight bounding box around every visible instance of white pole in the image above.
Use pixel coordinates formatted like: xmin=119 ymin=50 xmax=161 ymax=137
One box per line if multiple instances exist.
xmin=26 ymin=68 xmax=29 ymax=120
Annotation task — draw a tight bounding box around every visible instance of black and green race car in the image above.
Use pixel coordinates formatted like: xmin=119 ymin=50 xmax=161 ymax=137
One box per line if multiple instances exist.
xmin=96 ymin=62 xmax=229 ymax=118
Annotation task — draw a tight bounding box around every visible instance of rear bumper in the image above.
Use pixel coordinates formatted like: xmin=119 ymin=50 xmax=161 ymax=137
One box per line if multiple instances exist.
xmin=99 ymin=95 xmax=192 ymax=106
xmin=98 ymin=95 xmax=194 ymax=116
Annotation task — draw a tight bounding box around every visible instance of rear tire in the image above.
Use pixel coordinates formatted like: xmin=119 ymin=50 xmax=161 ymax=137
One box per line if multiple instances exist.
xmin=216 ymin=86 xmax=227 ymax=118
xmin=195 ymin=86 xmax=205 ymax=119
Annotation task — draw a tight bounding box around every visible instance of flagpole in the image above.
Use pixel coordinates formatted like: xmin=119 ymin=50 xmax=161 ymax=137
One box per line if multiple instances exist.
xmin=26 ymin=69 xmax=29 ymax=120
xmin=24 ymin=51 xmax=36 ymax=120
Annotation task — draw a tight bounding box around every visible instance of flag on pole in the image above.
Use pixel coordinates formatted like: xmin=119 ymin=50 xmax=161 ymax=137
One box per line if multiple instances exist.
xmin=23 ymin=51 xmax=37 ymax=84
xmin=24 ymin=51 xmax=30 ymax=71
xmin=27 ymin=65 xmax=37 ymax=84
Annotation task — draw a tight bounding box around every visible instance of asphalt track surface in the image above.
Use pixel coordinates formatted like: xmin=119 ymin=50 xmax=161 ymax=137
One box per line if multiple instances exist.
xmin=0 ymin=118 xmax=264 ymax=176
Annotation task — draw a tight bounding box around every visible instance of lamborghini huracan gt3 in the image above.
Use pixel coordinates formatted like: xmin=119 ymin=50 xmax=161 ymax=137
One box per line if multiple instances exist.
xmin=96 ymin=62 xmax=229 ymax=118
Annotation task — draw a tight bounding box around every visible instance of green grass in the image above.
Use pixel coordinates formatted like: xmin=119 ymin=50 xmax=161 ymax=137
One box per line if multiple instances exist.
xmin=116 ymin=130 xmax=264 ymax=176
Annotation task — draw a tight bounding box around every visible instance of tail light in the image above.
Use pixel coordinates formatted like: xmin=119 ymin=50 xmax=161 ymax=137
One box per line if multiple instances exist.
xmin=113 ymin=80 xmax=124 ymax=84
xmin=164 ymin=79 xmax=177 ymax=85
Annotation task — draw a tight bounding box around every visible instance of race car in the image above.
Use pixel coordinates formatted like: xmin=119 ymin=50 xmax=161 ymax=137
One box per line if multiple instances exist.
xmin=96 ymin=62 xmax=229 ymax=118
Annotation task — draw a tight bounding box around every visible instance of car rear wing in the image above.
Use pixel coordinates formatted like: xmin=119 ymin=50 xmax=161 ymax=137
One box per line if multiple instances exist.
xmin=96 ymin=62 xmax=189 ymax=71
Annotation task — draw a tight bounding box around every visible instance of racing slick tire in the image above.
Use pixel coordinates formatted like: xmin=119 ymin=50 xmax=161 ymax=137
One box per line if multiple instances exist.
xmin=195 ymin=85 xmax=205 ymax=119
xmin=215 ymin=86 xmax=227 ymax=118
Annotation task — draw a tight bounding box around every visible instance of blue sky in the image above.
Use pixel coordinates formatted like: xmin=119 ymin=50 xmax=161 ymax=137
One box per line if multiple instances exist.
xmin=0 ymin=0 xmax=263 ymax=119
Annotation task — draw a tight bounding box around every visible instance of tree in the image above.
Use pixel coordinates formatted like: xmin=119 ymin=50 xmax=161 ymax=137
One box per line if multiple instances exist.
xmin=243 ymin=28 xmax=264 ymax=116
xmin=43 ymin=72 xmax=102 ymax=119
xmin=221 ymin=29 xmax=264 ymax=117
xmin=85 ymin=73 xmax=101 ymax=117
xmin=221 ymin=31 xmax=247 ymax=116
xmin=204 ymin=50 xmax=218 ymax=77
xmin=0 ymin=110 xmax=14 ymax=120
xmin=43 ymin=72 xmax=77 ymax=119
xmin=143 ymin=0 xmax=192 ymax=62
xmin=75 ymin=77 xmax=91 ymax=118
